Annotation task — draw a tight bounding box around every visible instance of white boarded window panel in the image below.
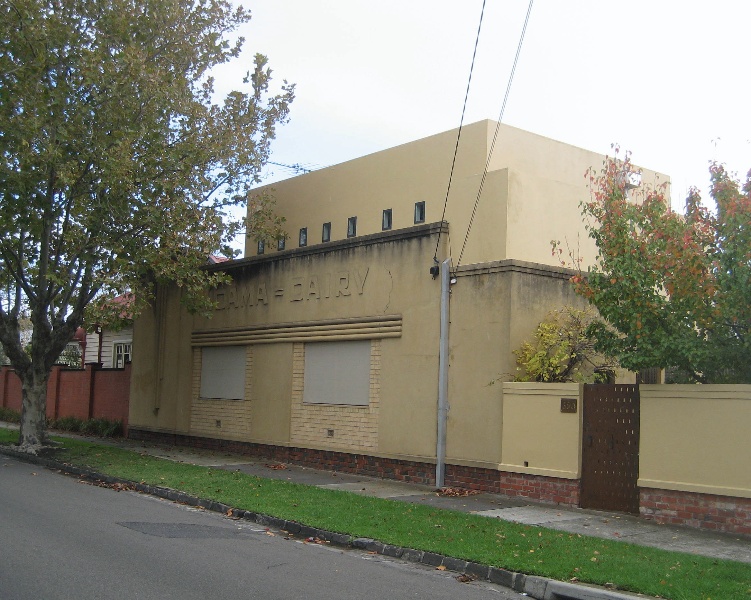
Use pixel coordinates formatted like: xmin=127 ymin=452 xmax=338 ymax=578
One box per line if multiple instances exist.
xmin=200 ymin=346 xmax=245 ymax=400
xmin=304 ymin=341 xmax=370 ymax=406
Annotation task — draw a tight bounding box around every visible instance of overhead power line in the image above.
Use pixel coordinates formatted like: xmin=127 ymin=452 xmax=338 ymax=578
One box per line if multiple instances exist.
xmin=268 ymin=161 xmax=312 ymax=174
xmin=433 ymin=0 xmax=488 ymax=263
xmin=456 ymin=0 xmax=534 ymax=272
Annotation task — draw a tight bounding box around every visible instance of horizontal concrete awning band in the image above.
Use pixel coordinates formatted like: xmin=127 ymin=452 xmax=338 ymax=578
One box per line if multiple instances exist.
xmin=192 ymin=315 xmax=402 ymax=346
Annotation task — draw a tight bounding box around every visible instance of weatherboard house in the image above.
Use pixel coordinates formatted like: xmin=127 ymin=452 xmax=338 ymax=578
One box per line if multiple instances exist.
xmin=128 ymin=121 xmax=687 ymax=511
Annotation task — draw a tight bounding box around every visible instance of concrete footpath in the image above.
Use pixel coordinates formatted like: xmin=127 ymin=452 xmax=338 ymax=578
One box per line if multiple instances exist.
xmin=2 ymin=427 xmax=750 ymax=600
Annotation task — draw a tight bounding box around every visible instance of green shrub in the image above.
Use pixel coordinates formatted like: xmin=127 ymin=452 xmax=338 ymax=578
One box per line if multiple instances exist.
xmin=48 ymin=416 xmax=123 ymax=437
xmin=513 ymin=306 xmax=618 ymax=383
xmin=49 ymin=415 xmax=83 ymax=432
xmin=0 ymin=410 xmax=122 ymax=437
xmin=0 ymin=407 xmax=21 ymax=423
xmin=81 ymin=418 xmax=123 ymax=437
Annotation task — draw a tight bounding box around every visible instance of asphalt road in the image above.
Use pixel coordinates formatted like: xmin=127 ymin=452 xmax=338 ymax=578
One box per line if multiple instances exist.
xmin=0 ymin=456 xmax=525 ymax=600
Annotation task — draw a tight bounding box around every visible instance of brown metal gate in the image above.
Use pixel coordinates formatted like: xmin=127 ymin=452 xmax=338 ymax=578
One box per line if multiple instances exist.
xmin=580 ymin=384 xmax=640 ymax=514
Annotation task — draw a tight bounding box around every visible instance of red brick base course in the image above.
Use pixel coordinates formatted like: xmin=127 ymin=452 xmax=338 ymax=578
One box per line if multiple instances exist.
xmin=640 ymin=488 xmax=751 ymax=537
xmin=128 ymin=429 xmax=580 ymax=506
xmin=445 ymin=464 xmax=580 ymax=506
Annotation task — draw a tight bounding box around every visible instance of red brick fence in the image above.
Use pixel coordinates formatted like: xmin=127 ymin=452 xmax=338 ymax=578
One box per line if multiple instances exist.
xmin=0 ymin=363 xmax=131 ymax=431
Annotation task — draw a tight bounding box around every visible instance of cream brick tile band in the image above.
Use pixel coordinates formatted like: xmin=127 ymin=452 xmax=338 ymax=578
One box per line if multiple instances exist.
xmin=290 ymin=340 xmax=381 ymax=452
xmin=190 ymin=347 xmax=253 ymax=440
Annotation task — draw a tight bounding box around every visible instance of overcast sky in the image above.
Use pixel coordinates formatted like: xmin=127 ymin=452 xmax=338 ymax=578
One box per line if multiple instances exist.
xmin=214 ymin=0 xmax=749 ymax=211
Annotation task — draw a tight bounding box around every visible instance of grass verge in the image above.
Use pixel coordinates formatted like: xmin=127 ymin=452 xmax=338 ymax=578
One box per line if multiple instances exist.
xmin=1 ymin=429 xmax=749 ymax=600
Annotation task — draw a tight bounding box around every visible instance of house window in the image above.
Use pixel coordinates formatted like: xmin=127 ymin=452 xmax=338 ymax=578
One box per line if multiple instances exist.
xmin=322 ymin=222 xmax=331 ymax=243
xmin=257 ymin=240 xmax=265 ymax=255
xmin=347 ymin=216 xmax=357 ymax=238
xmin=114 ymin=342 xmax=132 ymax=369
xmin=299 ymin=227 xmax=308 ymax=247
xmin=200 ymin=346 xmax=245 ymax=400
xmin=382 ymin=209 xmax=392 ymax=231
xmin=277 ymin=237 xmax=286 ymax=251
xmin=414 ymin=201 xmax=426 ymax=224
xmin=303 ymin=341 xmax=370 ymax=406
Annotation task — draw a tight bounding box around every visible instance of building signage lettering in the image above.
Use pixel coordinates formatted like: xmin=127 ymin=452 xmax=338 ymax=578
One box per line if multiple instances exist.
xmin=212 ymin=268 xmax=369 ymax=311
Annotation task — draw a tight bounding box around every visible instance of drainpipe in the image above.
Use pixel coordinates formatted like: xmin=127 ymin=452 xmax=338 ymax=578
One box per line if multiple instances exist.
xmin=436 ymin=258 xmax=451 ymax=489
xmin=96 ymin=325 xmax=103 ymax=365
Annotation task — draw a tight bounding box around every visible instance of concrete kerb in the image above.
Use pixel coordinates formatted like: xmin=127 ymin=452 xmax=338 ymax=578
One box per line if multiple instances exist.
xmin=0 ymin=445 xmax=653 ymax=600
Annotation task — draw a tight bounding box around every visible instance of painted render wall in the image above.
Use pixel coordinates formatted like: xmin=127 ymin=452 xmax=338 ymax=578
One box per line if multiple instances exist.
xmin=250 ymin=120 xmax=668 ymax=270
xmin=131 ymin=119 xmax=666 ymax=482
xmin=129 ymin=284 xmax=195 ymax=434
xmin=129 ymin=224 xmax=585 ymax=469
xmin=445 ymin=261 xmax=588 ymax=469
xmin=499 ymin=383 xmax=583 ymax=480
xmin=639 ymin=385 xmax=751 ymax=499
xmin=130 ymin=225 xmax=446 ymax=462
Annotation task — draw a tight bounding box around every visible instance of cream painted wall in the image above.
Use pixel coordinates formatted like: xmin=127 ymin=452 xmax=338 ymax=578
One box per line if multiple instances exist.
xmin=249 ymin=120 xmax=669 ymax=270
xmin=444 ymin=267 xmax=509 ymax=468
xmin=251 ymin=343 xmax=293 ymax=445
xmin=639 ymin=385 xmax=751 ymax=498
xmin=130 ymin=225 xmax=446 ymax=462
xmin=129 ymin=284 xmax=194 ymax=433
xmin=129 ymin=293 xmax=159 ymax=426
xmin=131 ymin=225 xmax=599 ymax=468
xmin=500 ymin=383 xmax=583 ymax=479
xmin=248 ymin=122 xmax=487 ymax=257
xmin=445 ymin=260 xmax=586 ymax=468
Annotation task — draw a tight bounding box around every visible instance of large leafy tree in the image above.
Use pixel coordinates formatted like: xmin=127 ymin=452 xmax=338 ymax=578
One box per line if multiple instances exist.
xmin=567 ymin=153 xmax=751 ymax=383
xmin=0 ymin=0 xmax=294 ymax=450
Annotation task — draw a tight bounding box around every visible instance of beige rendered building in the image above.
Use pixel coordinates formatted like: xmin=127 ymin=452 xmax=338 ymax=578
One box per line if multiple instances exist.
xmin=129 ymin=121 xmax=669 ymax=505
xmin=250 ymin=120 xmax=665 ymax=269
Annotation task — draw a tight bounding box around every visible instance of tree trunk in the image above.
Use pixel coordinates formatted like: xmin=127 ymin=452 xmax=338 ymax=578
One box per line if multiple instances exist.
xmin=18 ymin=368 xmax=50 ymax=453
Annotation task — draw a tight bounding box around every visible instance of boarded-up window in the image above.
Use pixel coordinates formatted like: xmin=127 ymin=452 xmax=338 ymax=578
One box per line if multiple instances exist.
xmin=200 ymin=346 xmax=245 ymax=400
xmin=303 ymin=341 xmax=370 ymax=406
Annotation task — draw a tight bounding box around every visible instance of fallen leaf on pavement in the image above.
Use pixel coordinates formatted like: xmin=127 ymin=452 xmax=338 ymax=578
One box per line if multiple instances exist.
xmin=437 ymin=487 xmax=480 ymax=497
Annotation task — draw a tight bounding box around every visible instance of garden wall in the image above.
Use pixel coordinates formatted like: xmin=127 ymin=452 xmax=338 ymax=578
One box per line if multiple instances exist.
xmin=500 ymin=382 xmax=582 ymax=480
xmin=499 ymin=382 xmax=751 ymax=536
xmin=638 ymin=384 xmax=751 ymax=535
xmin=0 ymin=363 xmax=131 ymax=431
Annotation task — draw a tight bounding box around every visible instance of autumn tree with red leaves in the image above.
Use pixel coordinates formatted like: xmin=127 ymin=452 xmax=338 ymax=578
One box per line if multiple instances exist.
xmin=566 ymin=153 xmax=750 ymax=383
